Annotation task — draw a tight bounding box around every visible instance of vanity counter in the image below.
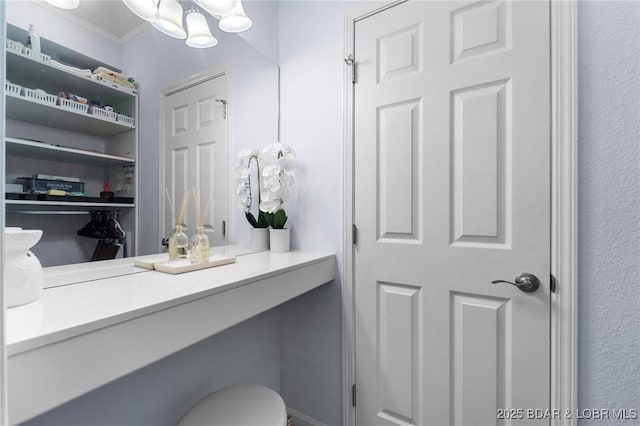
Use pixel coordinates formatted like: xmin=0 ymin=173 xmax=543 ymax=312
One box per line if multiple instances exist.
xmin=6 ymin=250 xmax=336 ymax=424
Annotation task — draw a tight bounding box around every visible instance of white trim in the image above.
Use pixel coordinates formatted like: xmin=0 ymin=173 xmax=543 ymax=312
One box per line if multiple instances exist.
xmin=119 ymin=22 xmax=150 ymax=45
xmin=550 ymin=1 xmax=579 ymax=425
xmin=158 ymin=66 xmax=232 ymax=251
xmin=287 ymin=407 xmax=327 ymax=426
xmin=342 ymin=4 xmax=409 ymax=425
xmin=341 ymin=2 xmax=578 ymax=426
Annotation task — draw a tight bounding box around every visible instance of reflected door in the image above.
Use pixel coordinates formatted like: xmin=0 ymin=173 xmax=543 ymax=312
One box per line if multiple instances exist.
xmin=162 ymin=73 xmax=228 ymax=248
xmin=353 ymin=1 xmax=551 ymax=424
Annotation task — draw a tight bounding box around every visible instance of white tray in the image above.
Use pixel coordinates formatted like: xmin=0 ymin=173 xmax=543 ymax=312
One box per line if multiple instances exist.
xmin=136 ymin=254 xmax=237 ymax=274
xmin=133 ymin=254 xmax=170 ymax=269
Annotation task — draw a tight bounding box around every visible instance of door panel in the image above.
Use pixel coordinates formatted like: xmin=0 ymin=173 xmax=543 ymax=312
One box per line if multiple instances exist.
xmin=196 ymin=141 xmax=217 ymax=233
xmin=354 ymin=1 xmax=550 ymax=425
xmin=451 ymin=79 xmax=510 ymax=247
xmin=163 ymin=74 xmax=228 ymax=247
xmin=378 ymin=99 xmax=421 ymax=241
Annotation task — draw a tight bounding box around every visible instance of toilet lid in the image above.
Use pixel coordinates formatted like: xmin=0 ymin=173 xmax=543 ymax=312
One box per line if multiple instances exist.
xmin=178 ymin=385 xmax=286 ymax=426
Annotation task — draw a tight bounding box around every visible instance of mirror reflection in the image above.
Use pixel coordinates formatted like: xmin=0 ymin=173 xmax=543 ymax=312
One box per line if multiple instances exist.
xmin=4 ymin=1 xmax=278 ymax=276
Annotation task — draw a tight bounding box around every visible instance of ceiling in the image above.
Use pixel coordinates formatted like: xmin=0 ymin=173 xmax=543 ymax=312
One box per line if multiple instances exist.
xmin=49 ymin=0 xmax=147 ymax=42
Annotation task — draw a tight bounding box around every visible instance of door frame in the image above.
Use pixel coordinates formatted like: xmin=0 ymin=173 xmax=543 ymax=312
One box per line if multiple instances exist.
xmin=341 ymin=2 xmax=578 ymax=425
xmin=158 ymin=67 xmax=232 ymax=250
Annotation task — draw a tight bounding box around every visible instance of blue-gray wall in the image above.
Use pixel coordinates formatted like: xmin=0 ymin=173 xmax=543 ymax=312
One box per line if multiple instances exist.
xmin=22 ymin=309 xmax=282 ymax=426
xmin=577 ymin=1 xmax=640 ymax=423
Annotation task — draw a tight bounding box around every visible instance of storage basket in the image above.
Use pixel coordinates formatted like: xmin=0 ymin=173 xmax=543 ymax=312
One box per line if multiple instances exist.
xmin=5 ymin=82 xmax=22 ymax=97
xmin=59 ymin=98 xmax=89 ymax=114
xmin=21 ymin=47 xmax=37 ymax=59
xmin=6 ymin=39 xmax=23 ymax=54
xmin=117 ymin=114 xmax=135 ymax=126
xmin=90 ymin=106 xmax=117 ymax=121
xmin=23 ymin=88 xmax=57 ymax=105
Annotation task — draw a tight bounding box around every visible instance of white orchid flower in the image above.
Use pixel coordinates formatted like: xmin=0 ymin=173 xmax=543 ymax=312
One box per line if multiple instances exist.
xmin=237 ymin=148 xmax=257 ymax=159
xmin=255 ymin=143 xmax=297 ymax=216
xmin=259 ymin=199 xmax=278 ymax=213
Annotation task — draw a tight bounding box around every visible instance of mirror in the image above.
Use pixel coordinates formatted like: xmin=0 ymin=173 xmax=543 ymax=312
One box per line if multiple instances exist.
xmin=3 ymin=0 xmax=279 ymax=272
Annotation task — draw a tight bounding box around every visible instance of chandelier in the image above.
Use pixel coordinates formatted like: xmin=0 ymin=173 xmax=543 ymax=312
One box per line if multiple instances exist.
xmin=43 ymin=0 xmax=252 ymax=49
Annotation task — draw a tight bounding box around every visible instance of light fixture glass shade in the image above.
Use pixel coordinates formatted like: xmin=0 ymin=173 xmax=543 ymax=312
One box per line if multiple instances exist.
xmin=186 ymin=10 xmax=218 ymax=48
xmin=44 ymin=0 xmax=80 ymax=9
xmin=152 ymin=0 xmax=187 ymax=39
xmin=219 ymin=0 xmax=252 ymax=33
xmin=193 ymin=0 xmax=236 ymax=17
xmin=122 ymin=0 xmax=158 ymax=21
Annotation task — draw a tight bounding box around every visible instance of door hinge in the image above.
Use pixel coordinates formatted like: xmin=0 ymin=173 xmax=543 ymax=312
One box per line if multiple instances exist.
xmin=352 ymin=384 xmax=357 ymax=407
xmin=215 ymin=98 xmax=228 ymax=119
xmin=352 ymin=224 xmax=358 ymax=246
xmin=550 ymin=274 xmax=556 ymax=293
xmin=345 ymin=54 xmax=356 ymax=84
xmin=222 ymin=220 xmax=226 ymax=239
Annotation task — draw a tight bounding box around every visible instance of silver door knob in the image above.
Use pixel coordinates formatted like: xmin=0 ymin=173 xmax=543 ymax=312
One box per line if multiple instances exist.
xmin=491 ymin=273 xmax=540 ymax=293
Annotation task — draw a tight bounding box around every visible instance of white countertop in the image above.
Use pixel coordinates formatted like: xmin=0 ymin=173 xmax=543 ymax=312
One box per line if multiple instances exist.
xmin=7 ymin=249 xmax=336 ymax=424
xmin=7 ymin=247 xmax=334 ymax=355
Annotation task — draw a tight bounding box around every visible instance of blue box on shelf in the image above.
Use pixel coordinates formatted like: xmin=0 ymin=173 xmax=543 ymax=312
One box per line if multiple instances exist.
xmin=17 ymin=177 xmax=84 ymax=194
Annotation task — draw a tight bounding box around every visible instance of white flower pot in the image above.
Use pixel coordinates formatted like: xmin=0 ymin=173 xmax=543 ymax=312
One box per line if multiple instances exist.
xmin=269 ymin=228 xmax=290 ymax=253
xmin=4 ymin=228 xmax=44 ymax=308
xmin=250 ymin=228 xmax=270 ymax=251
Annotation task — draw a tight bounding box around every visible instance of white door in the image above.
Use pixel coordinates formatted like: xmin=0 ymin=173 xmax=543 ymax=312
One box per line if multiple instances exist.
xmin=354 ymin=1 xmax=550 ymax=425
xmin=162 ymin=74 xmax=228 ymax=248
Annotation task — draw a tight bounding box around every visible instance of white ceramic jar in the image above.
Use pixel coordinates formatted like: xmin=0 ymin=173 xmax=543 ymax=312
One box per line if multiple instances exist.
xmin=269 ymin=228 xmax=290 ymax=253
xmin=4 ymin=227 xmax=44 ymax=308
xmin=251 ymin=228 xmax=269 ymax=251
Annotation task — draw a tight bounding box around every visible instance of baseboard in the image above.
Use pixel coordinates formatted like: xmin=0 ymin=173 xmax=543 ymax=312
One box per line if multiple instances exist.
xmin=287 ymin=407 xmax=327 ymax=426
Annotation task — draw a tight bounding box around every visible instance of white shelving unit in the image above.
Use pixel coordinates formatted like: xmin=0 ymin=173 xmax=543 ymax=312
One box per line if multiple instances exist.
xmin=4 ymin=23 xmax=139 ymax=264
xmin=5 ymin=94 xmax=135 ymax=136
xmin=6 ymin=137 xmax=134 ymax=167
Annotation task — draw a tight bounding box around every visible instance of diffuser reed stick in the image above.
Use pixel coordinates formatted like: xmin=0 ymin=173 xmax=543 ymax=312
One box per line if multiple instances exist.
xmin=164 ymin=188 xmax=175 ymax=224
xmin=176 ymin=189 xmax=191 ymax=228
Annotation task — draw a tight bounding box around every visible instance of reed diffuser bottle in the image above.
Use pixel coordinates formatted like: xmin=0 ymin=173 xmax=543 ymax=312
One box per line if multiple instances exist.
xmin=169 ymin=225 xmax=189 ymax=260
xmin=190 ymin=187 xmax=212 ymax=263
xmin=190 ymin=226 xmax=210 ymax=263
xmin=166 ymin=188 xmax=191 ymax=261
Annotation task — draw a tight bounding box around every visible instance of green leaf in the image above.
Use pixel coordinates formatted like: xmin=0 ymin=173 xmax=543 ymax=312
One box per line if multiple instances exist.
xmin=272 ymin=210 xmax=288 ymax=229
xmin=245 ymin=212 xmax=258 ymax=227
xmin=256 ymin=211 xmax=270 ymax=228
xmin=264 ymin=212 xmax=275 ymax=228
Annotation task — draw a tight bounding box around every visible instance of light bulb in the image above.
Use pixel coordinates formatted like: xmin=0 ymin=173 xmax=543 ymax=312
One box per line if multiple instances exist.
xmin=186 ymin=10 xmax=218 ymax=48
xmin=152 ymin=0 xmax=187 ymax=39
xmin=219 ymin=0 xmax=252 ymax=33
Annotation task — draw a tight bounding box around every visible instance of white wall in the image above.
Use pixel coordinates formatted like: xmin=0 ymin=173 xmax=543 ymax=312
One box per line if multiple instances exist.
xmin=241 ymin=0 xmax=280 ymax=63
xmin=278 ymin=2 xmax=350 ymax=425
xmin=577 ymin=1 xmax=640 ymax=422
